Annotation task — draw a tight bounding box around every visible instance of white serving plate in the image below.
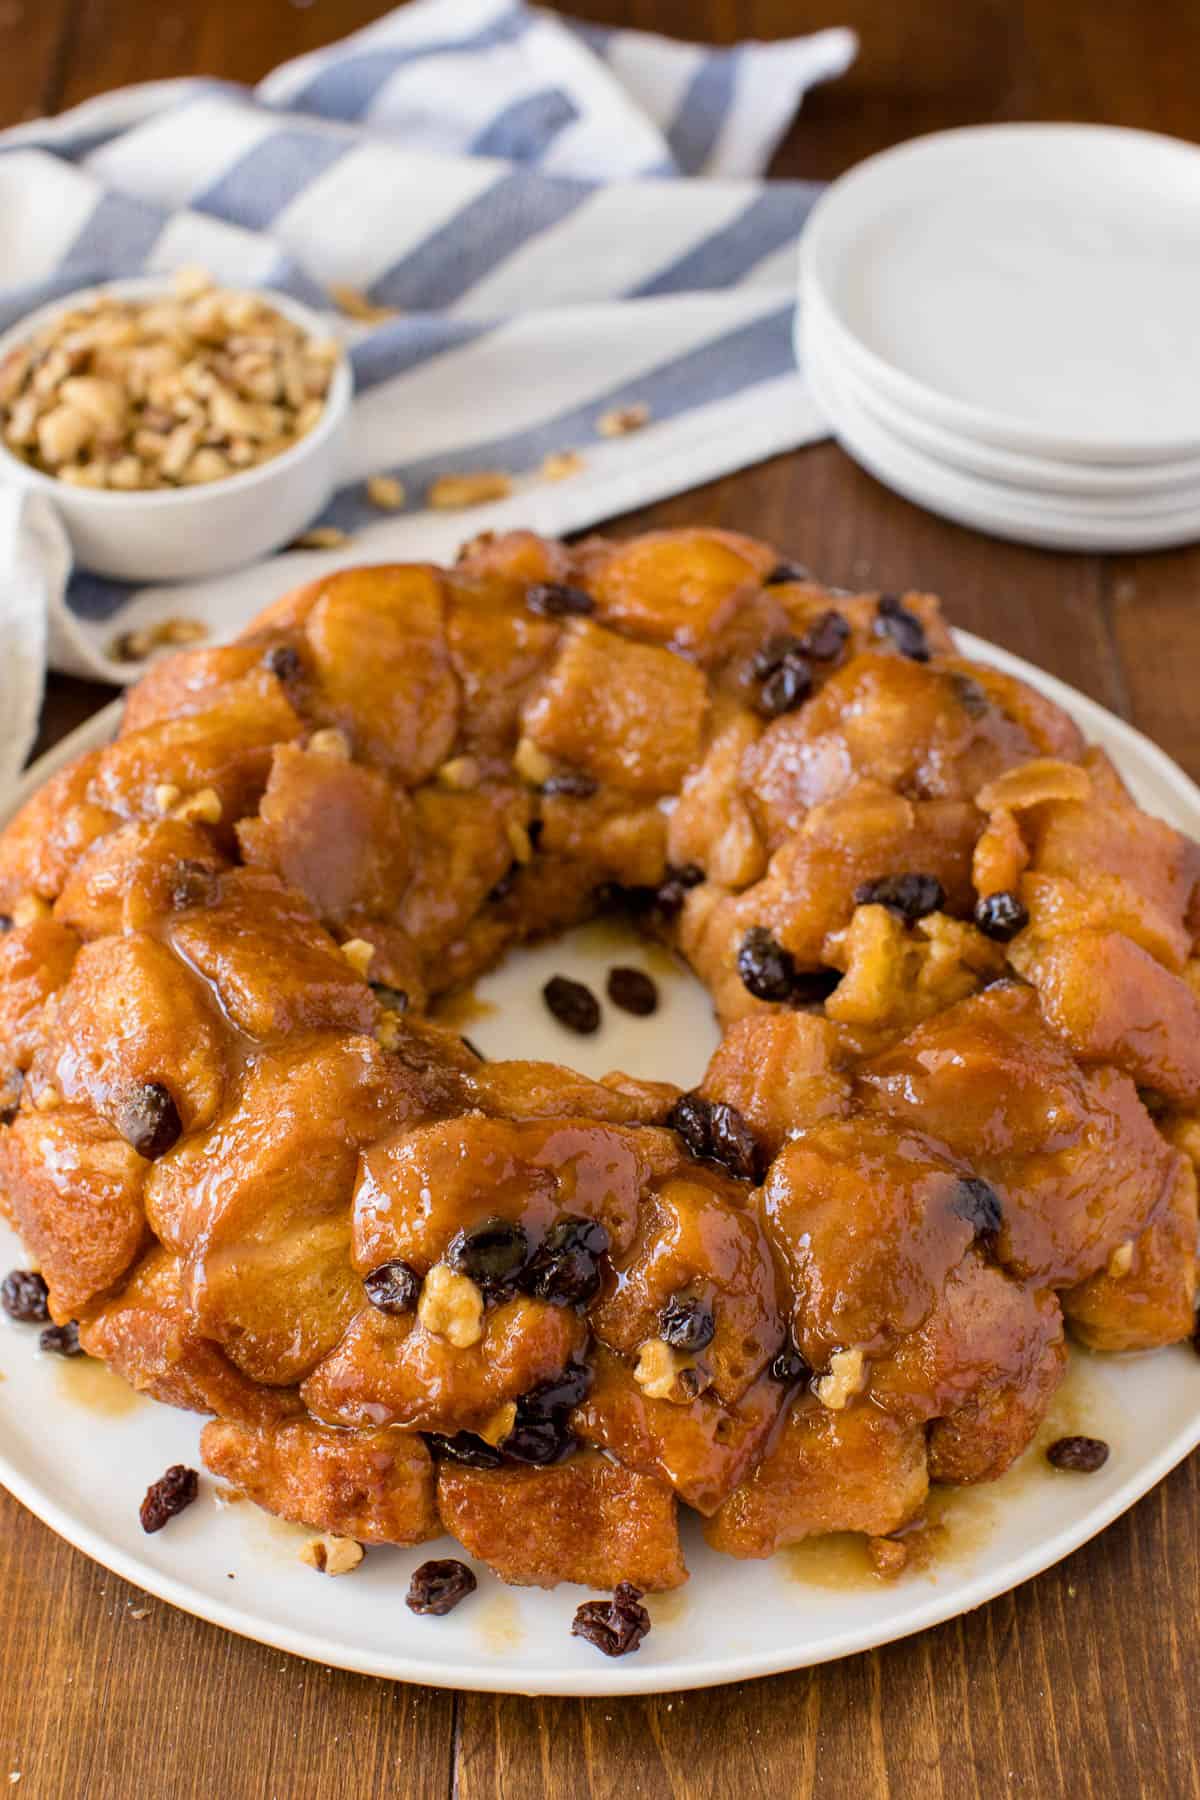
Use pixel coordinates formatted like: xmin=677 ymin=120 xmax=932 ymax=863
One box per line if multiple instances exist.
xmin=801 ymin=124 xmax=1200 ymax=463
xmin=2 ymin=654 xmax=1199 ymax=1696
xmin=803 ymin=318 xmax=1200 ymax=552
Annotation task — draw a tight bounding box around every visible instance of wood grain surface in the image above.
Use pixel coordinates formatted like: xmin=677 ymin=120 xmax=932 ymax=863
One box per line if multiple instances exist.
xmin=2 ymin=2 xmax=1199 ymax=1795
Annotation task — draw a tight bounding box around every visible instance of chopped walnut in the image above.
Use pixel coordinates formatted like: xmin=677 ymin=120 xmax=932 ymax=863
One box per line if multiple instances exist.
xmin=437 ymin=755 xmax=481 ymax=792
xmin=1107 ymin=1240 xmax=1135 ymax=1278
xmin=476 ymin=1401 xmax=517 ymax=1446
xmin=541 ymin=450 xmax=585 ymax=482
xmin=633 ymin=1338 xmax=702 ymax=1404
xmin=427 ymin=471 xmax=513 ymax=510
xmin=867 ymin=1536 xmax=909 ymax=1579
xmin=33 ymin=1085 xmax=60 ymax=1113
xmin=340 ymin=937 xmax=375 ymax=978
xmin=291 ymin=526 xmax=350 ymax=550
xmin=418 ymin=1263 xmax=484 ymax=1348
xmin=306 ymin=728 xmax=351 ymax=760
xmin=328 ymin=284 xmax=397 ymax=325
xmin=173 ymin=787 xmax=222 ymax=827
xmin=513 ymin=737 xmax=555 ymax=787
xmin=505 ymin=820 xmax=534 ymax=865
xmin=814 ymin=1346 xmax=867 ymax=1410
xmin=597 ymin=402 xmax=650 ymax=438
xmin=110 ymin=616 xmax=209 ymax=664
xmin=366 ymin=473 xmax=406 ymax=511
xmin=299 ymin=1534 xmax=364 ymax=1576
xmin=153 ymin=783 xmax=182 ymax=816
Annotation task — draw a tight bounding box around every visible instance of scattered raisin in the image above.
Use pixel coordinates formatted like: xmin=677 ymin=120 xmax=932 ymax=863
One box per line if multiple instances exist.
xmin=949 ymin=671 xmax=990 ymax=717
xmin=666 ymin=1093 xmax=760 ymax=1181
xmin=800 ymin=610 xmax=851 ymax=662
xmin=526 ymin=583 xmax=595 ymax=618
xmin=763 ymin=561 xmax=811 ymax=586
xmin=953 ymin=1177 xmax=1003 ymax=1240
xmin=874 ymin=594 xmax=930 ymax=662
xmin=170 ymin=860 xmax=215 ymax=910
xmin=0 ymin=1067 xmax=23 ymax=1126
xmin=406 ymin=1559 xmax=477 ymax=1616
xmin=540 ymin=770 xmax=598 ymax=799
xmin=737 ymin=927 xmax=797 ymax=1002
xmin=139 ymin=1463 xmax=199 ymax=1532
xmin=771 ymin=1344 xmax=812 ymax=1384
xmin=652 ymin=863 xmax=705 ymax=920
xmin=1046 ymin=1436 xmax=1110 ymax=1473
xmin=371 ymin=983 xmax=409 ymax=1013
xmin=854 ymin=872 xmax=945 ymax=922
xmin=447 ymin=1216 xmax=529 ymax=1294
xmin=501 ymin=1362 xmax=591 ymax=1465
xmin=523 ymin=1216 xmax=608 ymax=1307
xmin=758 ymin=653 xmax=813 ymax=719
xmin=39 ymin=1321 xmax=82 ymax=1357
xmin=751 ymin=633 xmax=805 ymax=680
xmin=0 ymin=914 xmax=12 ymax=932
xmin=571 ymin=1582 xmax=651 ymax=1657
xmin=115 ymin=1082 xmax=182 ymax=1161
xmin=263 ymin=643 xmax=303 ymax=683
xmin=1 ymin=1269 xmax=50 ymax=1324
xmin=788 ymin=967 xmax=843 ymax=1006
xmin=658 ymin=1293 xmax=715 ymax=1353
xmin=363 ymin=1259 xmax=421 ymax=1315
xmin=543 ymin=974 xmax=601 ymax=1035
xmin=974 ymin=891 xmax=1029 ymax=942
xmin=424 ymin=1431 xmax=503 ymax=1470
xmin=606 ymin=966 xmax=658 ymax=1016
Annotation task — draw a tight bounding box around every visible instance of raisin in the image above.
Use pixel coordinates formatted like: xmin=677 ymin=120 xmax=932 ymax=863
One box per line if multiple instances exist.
xmin=520 ymin=1360 xmax=593 ymax=1415
xmin=363 ymin=1259 xmax=421 ymax=1315
xmin=874 ymin=594 xmax=930 ymax=662
xmin=771 ymin=1344 xmax=812 ymax=1384
xmin=540 ymin=770 xmax=598 ymax=799
xmin=666 ymin=1092 xmax=713 ymax=1162
xmin=0 ymin=915 xmax=12 ymax=933
xmin=523 ymin=1216 xmax=608 ymax=1307
xmin=763 ymin=561 xmax=811 ymax=586
xmin=0 ymin=1067 xmax=23 ymax=1127
xmin=658 ymin=1293 xmax=715 ymax=1353
xmin=799 ymin=609 xmax=851 ymax=663
xmin=447 ymin=1216 xmax=529 ymax=1293
xmin=263 ymin=643 xmax=303 ymax=683
xmin=758 ymin=653 xmax=813 ymax=719
xmin=170 ymin=860 xmax=215 ymax=910
xmin=751 ymin=633 xmax=806 ymax=680
xmin=974 ymin=891 xmax=1029 ymax=942
xmin=949 ymin=671 xmax=990 ymax=717
xmin=606 ymin=966 xmax=658 ymax=1016
xmin=953 ymin=1177 xmax=1003 ymax=1240
xmin=543 ymin=974 xmax=600 ymax=1035
xmin=424 ymin=1431 xmax=503 ymax=1469
xmin=1 ymin=1269 xmax=49 ymax=1324
xmin=39 ymin=1321 xmax=82 ymax=1357
xmin=526 ymin=583 xmax=595 ymax=618
xmin=854 ymin=872 xmax=945 ymax=922
xmin=707 ymin=1101 xmax=760 ymax=1181
xmin=737 ymin=927 xmax=797 ymax=1002
xmin=115 ymin=1082 xmax=182 ymax=1161
xmin=406 ymin=1559 xmax=477 ymax=1616
xmin=371 ymin=983 xmax=409 ymax=1013
xmin=571 ymin=1582 xmax=651 ymax=1657
xmin=501 ymin=1364 xmax=591 ymax=1465
xmin=652 ymin=863 xmax=704 ymax=921
xmin=788 ymin=967 xmax=842 ymax=1006
xmin=1046 ymin=1436 xmax=1110 ymax=1473
xmin=139 ymin=1463 xmax=199 ymax=1532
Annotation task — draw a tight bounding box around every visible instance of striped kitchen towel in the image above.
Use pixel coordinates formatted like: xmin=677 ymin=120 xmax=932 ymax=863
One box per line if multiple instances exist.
xmin=0 ymin=0 xmax=855 ymax=783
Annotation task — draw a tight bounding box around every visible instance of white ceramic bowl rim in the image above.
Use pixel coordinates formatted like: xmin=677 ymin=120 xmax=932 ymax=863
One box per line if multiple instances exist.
xmin=0 ymin=276 xmax=351 ymax=508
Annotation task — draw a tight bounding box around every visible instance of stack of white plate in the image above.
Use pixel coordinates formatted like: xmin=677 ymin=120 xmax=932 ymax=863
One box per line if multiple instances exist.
xmin=797 ymin=124 xmax=1200 ymax=551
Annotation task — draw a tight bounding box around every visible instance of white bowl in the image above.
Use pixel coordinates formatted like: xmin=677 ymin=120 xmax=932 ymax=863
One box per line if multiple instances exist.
xmin=0 ymin=277 xmax=352 ymax=583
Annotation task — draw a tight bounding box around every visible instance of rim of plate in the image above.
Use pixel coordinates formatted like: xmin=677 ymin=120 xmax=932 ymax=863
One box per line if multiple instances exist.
xmin=801 ymin=123 xmax=1200 ymax=465
xmin=1 ymin=653 xmax=1199 ymax=1696
xmin=802 ymin=320 xmax=1200 ymax=553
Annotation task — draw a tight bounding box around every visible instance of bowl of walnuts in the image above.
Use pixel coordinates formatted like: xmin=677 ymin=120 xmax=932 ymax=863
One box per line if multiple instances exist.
xmin=0 ymin=268 xmax=352 ymax=582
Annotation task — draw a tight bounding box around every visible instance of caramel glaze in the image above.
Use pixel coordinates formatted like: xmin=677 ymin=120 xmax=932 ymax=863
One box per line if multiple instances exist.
xmin=0 ymin=525 xmax=1196 ymax=1593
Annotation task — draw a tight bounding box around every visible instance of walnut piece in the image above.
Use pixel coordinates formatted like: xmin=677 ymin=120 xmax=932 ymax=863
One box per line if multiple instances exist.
xmin=814 ymin=1346 xmax=868 ymax=1411
xmin=418 ymin=1264 xmax=484 ymax=1348
xmin=299 ymin=1535 xmax=364 ymax=1576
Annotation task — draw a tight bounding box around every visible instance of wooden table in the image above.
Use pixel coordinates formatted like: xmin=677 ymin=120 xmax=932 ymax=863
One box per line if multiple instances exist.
xmin=3 ymin=2 xmax=1199 ymax=1794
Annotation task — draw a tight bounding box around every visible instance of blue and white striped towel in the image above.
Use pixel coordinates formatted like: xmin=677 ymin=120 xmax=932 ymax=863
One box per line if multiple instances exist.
xmin=0 ymin=0 xmax=854 ymax=784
